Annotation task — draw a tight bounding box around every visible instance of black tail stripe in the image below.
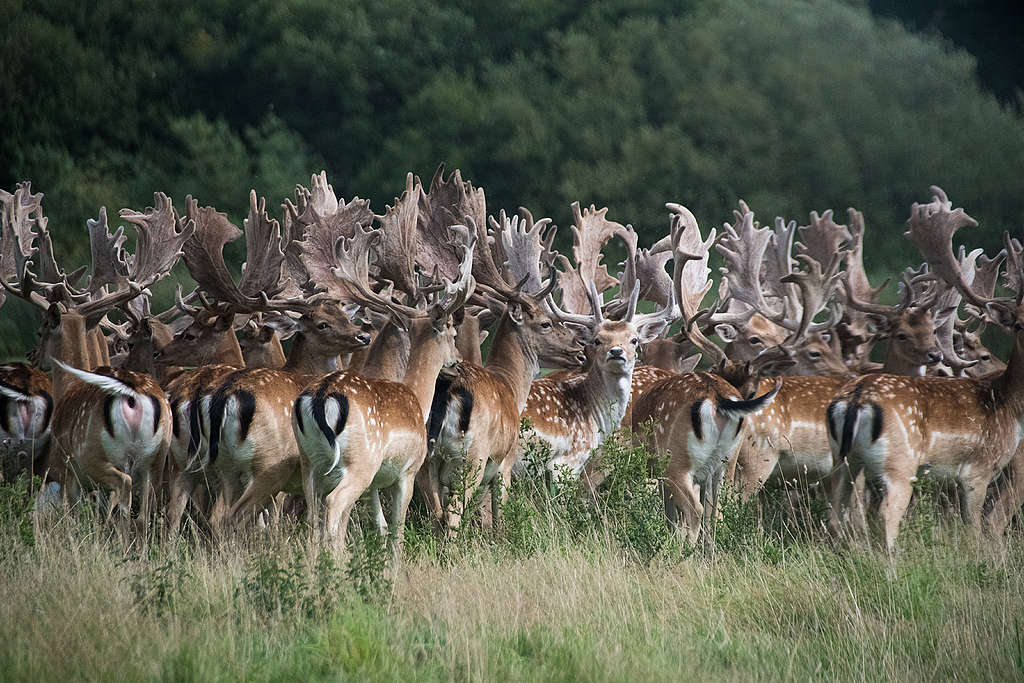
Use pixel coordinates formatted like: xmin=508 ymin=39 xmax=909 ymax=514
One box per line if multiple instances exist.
xmin=329 ymin=392 xmax=349 ymax=437
xmin=455 ymin=387 xmax=473 ymax=433
xmin=426 ymin=375 xmax=454 ymax=455
xmin=0 ymin=396 xmax=8 ymax=433
xmin=870 ymin=404 xmax=883 ymax=442
xmin=41 ymin=391 xmax=53 ymax=429
xmin=826 ymin=401 xmax=840 ymax=443
xmin=187 ymin=386 xmax=203 ymax=458
xmin=235 ymin=390 xmax=256 ymax=443
xmin=208 ymin=369 xmax=249 ymax=465
xmin=690 ymin=401 xmax=704 ymax=441
xmin=103 ymin=395 xmax=116 ymax=436
xmin=838 ymin=385 xmax=863 ymax=463
xmin=150 ymin=395 xmax=162 ymax=434
xmin=170 ymin=398 xmax=181 ymax=439
xmin=294 ymin=392 xmax=309 ymax=435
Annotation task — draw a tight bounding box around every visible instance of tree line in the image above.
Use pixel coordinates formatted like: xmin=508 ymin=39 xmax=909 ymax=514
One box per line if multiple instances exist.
xmin=3 ymin=0 xmax=1023 ymax=356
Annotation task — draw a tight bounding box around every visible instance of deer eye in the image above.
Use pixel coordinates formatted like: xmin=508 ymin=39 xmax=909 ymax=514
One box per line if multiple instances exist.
xmin=896 ymin=333 xmax=908 ymax=341
xmin=981 ymin=354 xmax=991 ymax=361
xmin=317 ymin=321 xmax=329 ymax=330
xmin=808 ymin=350 xmax=821 ymax=360
xmin=749 ymin=336 xmax=763 ymax=346
xmin=631 ymin=337 xmax=640 ymax=345
xmin=540 ymin=321 xmax=552 ymax=329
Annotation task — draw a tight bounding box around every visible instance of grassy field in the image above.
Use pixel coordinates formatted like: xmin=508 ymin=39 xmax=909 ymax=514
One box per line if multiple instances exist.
xmin=1 ymin=440 xmax=1022 ymax=682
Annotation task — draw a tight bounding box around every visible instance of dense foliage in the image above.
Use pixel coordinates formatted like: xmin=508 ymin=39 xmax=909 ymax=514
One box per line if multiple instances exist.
xmin=3 ymin=0 xmax=1023 ymax=355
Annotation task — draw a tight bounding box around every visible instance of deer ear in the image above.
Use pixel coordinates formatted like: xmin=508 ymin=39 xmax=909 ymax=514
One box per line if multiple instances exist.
xmin=677 ymin=353 xmax=701 ymax=373
xmin=636 ymin=318 xmax=669 ymax=344
xmin=213 ymin=314 xmax=233 ymax=333
xmin=865 ymin=314 xmax=890 ymax=335
xmin=341 ymin=303 xmax=361 ymax=320
xmin=263 ymin=312 xmax=300 ymax=337
xmin=508 ymin=303 xmax=524 ymax=325
xmin=715 ymin=323 xmax=737 ymax=343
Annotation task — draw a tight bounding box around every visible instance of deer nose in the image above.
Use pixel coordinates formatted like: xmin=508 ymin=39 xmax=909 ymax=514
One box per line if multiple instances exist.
xmin=575 ymin=352 xmax=587 ymax=366
xmin=356 ymin=333 xmax=372 ymax=346
xmin=607 ymin=346 xmax=626 ymax=360
xmin=927 ymin=350 xmax=943 ymax=364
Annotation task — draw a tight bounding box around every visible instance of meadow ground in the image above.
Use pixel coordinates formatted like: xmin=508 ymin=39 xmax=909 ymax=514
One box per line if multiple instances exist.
xmin=1 ymin=437 xmax=1022 ymax=682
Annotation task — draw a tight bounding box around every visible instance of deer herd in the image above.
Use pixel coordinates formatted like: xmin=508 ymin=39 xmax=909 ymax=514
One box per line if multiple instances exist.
xmin=1 ymin=169 xmax=1022 ymax=557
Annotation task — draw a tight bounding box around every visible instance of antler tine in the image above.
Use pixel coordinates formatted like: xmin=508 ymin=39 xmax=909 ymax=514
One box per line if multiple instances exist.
xmin=376 ymin=172 xmax=422 ymax=297
xmin=715 ymin=203 xmax=780 ymax=318
xmin=0 ymin=182 xmax=44 ymax=308
xmin=973 ymin=249 xmax=1007 ymax=301
xmin=181 ymin=196 xmax=249 ymax=307
xmin=312 ymin=222 xmax=418 ymax=325
xmin=669 ymin=214 xmax=725 ymax=364
xmin=85 ymin=207 xmax=128 ymax=295
xmin=118 ymin=192 xmax=195 ymax=289
xmin=904 ymin=185 xmax=990 ymax=308
xmin=795 ymin=209 xmax=852 ymax=272
xmin=496 ymin=207 xmax=555 ymax=293
xmin=419 ymin=166 xmax=487 ymax=284
xmin=238 ymin=190 xmax=287 ymax=301
xmin=776 ymin=251 xmax=846 ymax=343
xmin=1003 ymin=233 xmax=1023 ymax=299
xmin=438 ymin=222 xmax=478 ymax=318
xmin=764 ymin=216 xmax=800 ymax=322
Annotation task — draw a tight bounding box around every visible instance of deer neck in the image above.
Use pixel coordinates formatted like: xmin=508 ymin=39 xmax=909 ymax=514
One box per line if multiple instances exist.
xmin=485 ymin=313 xmax=539 ymax=412
xmin=994 ymin=329 xmax=1024 ymax=414
xmin=51 ymin=313 xmax=93 ymax=402
xmin=881 ymin=347 xmax=924 ymax=376
xmin=456 ymin=317 xmax=483 ymax=365
xmin=582 ymin=360 xmax=633 ymax=438
xmin=360 ymin=320 xmax=411 ymax=381
xmin=213 ymin=329 xmax=246 ymax=367
xmin=283 ymin=334 xmax=338 ymax=375
xmin=402 ymin=334 xmax=451 ymax=424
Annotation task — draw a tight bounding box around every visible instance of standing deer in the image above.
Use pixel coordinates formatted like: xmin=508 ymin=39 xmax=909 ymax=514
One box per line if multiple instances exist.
xmin=292 ymin=183 xmax=474 ymax=558
xmin=827 ymin=187 xmax=1024 ymax=551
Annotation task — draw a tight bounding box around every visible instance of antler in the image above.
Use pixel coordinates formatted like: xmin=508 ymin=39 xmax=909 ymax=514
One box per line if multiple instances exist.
xmin=558 ymin=202 xmax=638 ymax=314
xmin=238 ymin=190 xmax=287 ymax=301
xmin=494 ymin=207 xmax=556 ymax=293
xmin=84 ymin=208 xmax=128 ymax=295
xmin=419 ymin=166 xmax=487 ymax=283
xmin=796 ymin=209 xmax=851 ymax=270
xmin=0 ymin=182 xmax=44 ymax=308
xmin=904 ymin=185 xmax=987 ymax=307
xmin=375 ymin=172 xmax=422 ymax=297
xmin=778 ymin=252 xmax=846 ymax=344
xmin=716 ymin=201 xmax=782 ymax=319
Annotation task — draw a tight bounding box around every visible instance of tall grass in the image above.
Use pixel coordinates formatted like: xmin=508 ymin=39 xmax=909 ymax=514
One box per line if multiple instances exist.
xmin=1 ymin=434 xmax=1022 ymax=681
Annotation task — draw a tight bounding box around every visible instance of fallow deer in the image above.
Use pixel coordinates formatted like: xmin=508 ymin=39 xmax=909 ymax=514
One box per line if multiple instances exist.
xmin=292 ymin=189 xmax=474 ymax=558
xmin=0 ymin=363 xmax=52 ymax=483
xmin=827 ymin=187 xmax=1024 ymax=551
xmin=422 ymin=185 xmax=584 ymax=532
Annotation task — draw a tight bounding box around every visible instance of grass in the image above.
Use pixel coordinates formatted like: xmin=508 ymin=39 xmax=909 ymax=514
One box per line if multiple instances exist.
xmin=1 ymin=435 xmax=1022 ymax=682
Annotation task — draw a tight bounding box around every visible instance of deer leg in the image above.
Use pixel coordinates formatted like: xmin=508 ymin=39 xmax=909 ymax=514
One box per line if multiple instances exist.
xmin=445 ymin=446 xmax=487 ymax=533
xmin=323 ymin=475 xmax=370 ymax=554
xmin=489 ymin=459 xmax=514 ymax=528
xmin=735 ymin=444 xmax=778 ymax=502
xmin=829 ymin=459 xmax=863 ymax=540
xmin=387 ymin=471 xmax=417 ymax=566
xmin=983 ymin=444 xmax=1024 ymax=535
xmin=959 ymin=473 xmax=991 ymax=531
xmin=301 ymin=456 xmax=320 ymax=543
xmin=369 ymin=488 xmax=388 ymax=538
xmin=878 ymin=476 xmax=913 ymax=553
xmin=665 ymin=468 xmax=702 ymax=546
xmin=415 ymin=454 xmax=444 ymax=522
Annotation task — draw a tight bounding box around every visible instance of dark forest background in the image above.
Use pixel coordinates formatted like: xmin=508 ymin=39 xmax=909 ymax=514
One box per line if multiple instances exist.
xmin=2 ymin=0 xmax=1022 ymax=356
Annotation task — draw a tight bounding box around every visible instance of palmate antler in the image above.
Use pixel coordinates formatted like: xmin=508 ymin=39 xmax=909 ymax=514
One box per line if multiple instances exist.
xmin=557 ymin=202 xmax=638 ymax=315
xmin=906 ymin=186 xmax=1024 ymax=318
xmin=0 ymin=182 xmax=45 ymax=308
xmin=494 ymin=207 xmax=556 ymax=294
